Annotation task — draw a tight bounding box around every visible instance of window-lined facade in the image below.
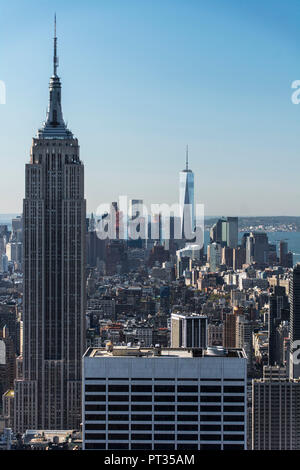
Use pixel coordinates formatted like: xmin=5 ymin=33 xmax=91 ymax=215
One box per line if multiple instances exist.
xmin=83 ymin=348 xmax=247 ymax=450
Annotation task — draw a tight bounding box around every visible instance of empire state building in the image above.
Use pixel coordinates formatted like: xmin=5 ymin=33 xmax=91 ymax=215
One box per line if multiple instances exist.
xmin=14 ymin=20 xmax=86 ymax=432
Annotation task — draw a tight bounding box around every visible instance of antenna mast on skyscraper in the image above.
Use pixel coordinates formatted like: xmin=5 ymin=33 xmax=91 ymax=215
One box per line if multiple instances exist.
xmin=186 ymin=145 xmax=189 ymax=171
xmin=53 ymin=13 xmax=59 ymax=76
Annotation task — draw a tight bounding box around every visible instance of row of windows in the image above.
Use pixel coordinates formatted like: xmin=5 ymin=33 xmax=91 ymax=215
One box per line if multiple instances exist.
xmin=85 ymin=414 xmax=245 ymax=422
xmin=85 ymin=443 xmax=244 ymax=450
xmin=85 ymin=404 xmax=244 ymax=412
xmin=85 ymin=394 xmax=244 ymax=403
xmin=85 ymin=433 xmax=244 ymax=441
xmin=85 ymin=423 xmax=244 ymax=431
xmin=86 ymin=385 xmax=244 ymax=393
xmin=85 ymin=378 xmax=244 ymax=382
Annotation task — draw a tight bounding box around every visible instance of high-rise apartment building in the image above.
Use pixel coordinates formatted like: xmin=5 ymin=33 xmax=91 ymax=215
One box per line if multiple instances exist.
xmin=208 ymin=242 xmax=222 ymax=272
xmin=245 ymin=232 xmax=269 ymax=266
xmin=209 ymin=219 xmax=223 ymax=245
xmin=279 ymin=240 xmax=293 ymax=267
xmin=252 ymin=378 xmax=300 ymax=449
xmin=221 ymin=246 xmax=233 ymax=268
xmin=235 ymin=315 xmax=253 ymax=375
xmin=222 ymin=217 xmax=238 ymax=249
xmin=210 ymin=217 xmax=238 ymax=249
xmin=14 ymin=21 xmax=86 ymax=433
xmin=209 ymin=217 xmax=238 ymax=271
xmin=6 ymin=242 xmax=22 ymax=267
xmin=223 ymin=313 xmax=237 ymax=349
xmin=83 ymin=345 xmax=247 ymax=450
xmin=289 ymin=263 xmax=300 ymax=379
xmin=0 ymin=327 xmax=16 ymax=408
xmin=233 ymin=246 xmax=246 ymax=270
xmin=280 ymin=240 xmax=288 ymax=265
xmin=268 ymin=285 xmax=289 ymax=366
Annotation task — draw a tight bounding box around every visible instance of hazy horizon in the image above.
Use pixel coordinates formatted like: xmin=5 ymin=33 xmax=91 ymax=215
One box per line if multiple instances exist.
xmin=0 ymin=213 xmax=299 ymax=219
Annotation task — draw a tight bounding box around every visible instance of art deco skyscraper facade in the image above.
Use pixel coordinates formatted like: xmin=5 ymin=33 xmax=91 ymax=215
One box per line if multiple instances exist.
xmin=14 ymin=21 xmax=86 ymax=432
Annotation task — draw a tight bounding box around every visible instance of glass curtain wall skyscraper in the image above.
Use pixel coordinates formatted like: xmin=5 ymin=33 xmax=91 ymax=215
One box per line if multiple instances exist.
xmin=179 ymin=146 xmax=195 ymax=239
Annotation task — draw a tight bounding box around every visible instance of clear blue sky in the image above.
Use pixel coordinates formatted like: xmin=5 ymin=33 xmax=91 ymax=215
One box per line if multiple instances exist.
xmin=1 ymin=0 xmax=300 ymax=216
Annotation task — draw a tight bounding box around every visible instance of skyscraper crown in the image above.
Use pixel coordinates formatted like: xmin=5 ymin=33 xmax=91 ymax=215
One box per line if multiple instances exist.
xmin=182 ymin=145 xmax=192 ymax=173
xmin=37 ymin=15 xmax=73 ymax=139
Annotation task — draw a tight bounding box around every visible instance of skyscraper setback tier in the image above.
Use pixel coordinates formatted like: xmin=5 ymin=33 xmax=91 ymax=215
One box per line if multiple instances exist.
xmin=14 ymin=21 xmax=86 ymax=433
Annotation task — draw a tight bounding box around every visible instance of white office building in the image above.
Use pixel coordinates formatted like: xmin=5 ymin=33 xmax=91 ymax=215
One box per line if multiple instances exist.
xmin=83 ymin=345 xmax=247 ymax=450
xmin=171 ymin=313 xmax=208 ymax=349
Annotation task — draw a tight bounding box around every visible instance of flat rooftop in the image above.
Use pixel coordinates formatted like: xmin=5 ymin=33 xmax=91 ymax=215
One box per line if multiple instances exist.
xmin=171 ymin=313 xmax=208 ymax=318
xmin=84 ymin=346 xmax=246 ymax=359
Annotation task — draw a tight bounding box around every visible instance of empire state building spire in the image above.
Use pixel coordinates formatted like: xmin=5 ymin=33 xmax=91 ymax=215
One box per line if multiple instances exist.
xmin=37 ymin=15 xmax=73 ymax=139
xmin=53 ymin=13 xmax=58 ymax=77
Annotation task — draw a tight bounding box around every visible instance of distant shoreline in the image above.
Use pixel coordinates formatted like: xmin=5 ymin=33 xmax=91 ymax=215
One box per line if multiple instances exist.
xmin=1 ymin=214 xmax=300 ymax=233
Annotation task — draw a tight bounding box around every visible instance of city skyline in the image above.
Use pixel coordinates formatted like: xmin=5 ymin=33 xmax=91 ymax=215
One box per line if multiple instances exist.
xmin=1 ymin=1 xmax=300 ymax=453
xmin=1 ymin=0 xmax=300 ymax=215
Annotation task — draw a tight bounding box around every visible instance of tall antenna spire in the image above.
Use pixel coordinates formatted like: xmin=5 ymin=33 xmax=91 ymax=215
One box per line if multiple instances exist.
xmin=186 ymin=144 xmax=189 ymax=170
xmin=38 ymin=13 xmax=73 ymax=138
xmin=53 ymin=13 xmax=58 ymax=76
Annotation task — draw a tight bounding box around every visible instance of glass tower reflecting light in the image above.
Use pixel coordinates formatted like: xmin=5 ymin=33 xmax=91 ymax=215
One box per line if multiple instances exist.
xmin=179 ymin=145 xmax=195 ymax=237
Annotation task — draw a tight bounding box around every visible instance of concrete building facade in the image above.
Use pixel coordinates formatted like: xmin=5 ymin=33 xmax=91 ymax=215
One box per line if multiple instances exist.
xmin=83 ymin=346 xmax=247 ymax=450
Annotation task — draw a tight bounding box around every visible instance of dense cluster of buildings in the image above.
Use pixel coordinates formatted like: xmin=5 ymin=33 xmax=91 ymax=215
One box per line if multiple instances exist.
xmin=1 ymin=22 xmax=300 ymax=452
